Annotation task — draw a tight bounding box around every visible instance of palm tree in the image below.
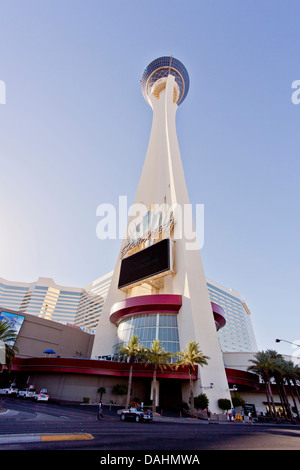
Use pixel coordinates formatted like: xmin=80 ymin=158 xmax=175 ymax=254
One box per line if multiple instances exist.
xmin=266 ymin=350 xmax=293 ymax=421
xmin=286 ymin=361 xmax=300 ymax=410
xmin=175 ymin=341 xmax=209 ymax=414
xmin=284 ymin=360 xmax=300 ymax=421
xmin=0 ymin=320 xmax=18 ymax=372
xmin=248 ymin=351 xmax=278 ymax=421
xmin=97 ymin=386 xmax=106 ymax=401
xmin=293 ymin=363 xmax=300 ymax=411
xmin=143 ymin=339 xmax=172 ymax=414
xmin=115 ymin=335 xmax=145 ymax=409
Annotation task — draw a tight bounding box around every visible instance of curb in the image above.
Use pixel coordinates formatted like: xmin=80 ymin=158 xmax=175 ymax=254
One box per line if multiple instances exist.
xmin=0 ymin=433 xmax=94 ymax=444
xmin=0 ymin=409 xmax=18 ymax=417
xmin=153 ymin=417 xmax=209 ymax=424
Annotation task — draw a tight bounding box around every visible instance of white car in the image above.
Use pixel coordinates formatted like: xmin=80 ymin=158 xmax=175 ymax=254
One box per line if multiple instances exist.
xmin=0 ymin=385 xmax=18 ymax=395
xmin=34 ymin=389 xmax=49 ymax=402
xmin=17 ymin=387 xmax=36 ymax=398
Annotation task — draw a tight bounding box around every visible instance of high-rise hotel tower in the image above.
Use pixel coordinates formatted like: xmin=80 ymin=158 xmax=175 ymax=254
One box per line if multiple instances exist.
xmin=92 ymin=57 xmax=231 ymax=411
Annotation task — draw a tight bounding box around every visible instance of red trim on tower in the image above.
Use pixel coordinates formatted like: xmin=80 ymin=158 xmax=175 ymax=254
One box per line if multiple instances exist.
xmin=211 ymin=301 xmax=226 ymax=330
xmin=110 ymin=294 xmax=182 ymax=324
xmin=109 ymin=294 xmax=226 ymax=331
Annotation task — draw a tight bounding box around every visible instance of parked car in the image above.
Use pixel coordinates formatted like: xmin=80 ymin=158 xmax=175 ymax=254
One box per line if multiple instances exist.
xmin=0 ymin=384 xmax=18 ymax=395
xmin=34 ymin=388 xmax=49 ymax=402
xmin=120 ymin=407 xmax=153 ymax=423
xmin=17 ymin=386 xmax=36 ymax=398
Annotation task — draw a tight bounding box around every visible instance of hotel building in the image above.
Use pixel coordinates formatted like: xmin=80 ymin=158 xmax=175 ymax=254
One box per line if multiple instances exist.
xmin=207 ymin=279 xmax=257 ymax=353
xmin=75 ymin=271 xmax=113 ymax=331
xmin=0 ymin=272 xmax=258 ymax=354
xmin=0 ymin=276 xmax=103 ymax=331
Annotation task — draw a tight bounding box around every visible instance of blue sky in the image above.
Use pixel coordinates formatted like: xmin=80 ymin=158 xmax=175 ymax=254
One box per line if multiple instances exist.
xmin=0 ymin=1 xmax=299 ymax=356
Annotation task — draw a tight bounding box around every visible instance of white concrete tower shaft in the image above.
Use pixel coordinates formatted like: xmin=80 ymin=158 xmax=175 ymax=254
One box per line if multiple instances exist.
xmin=92 ymin=57 xmax=231 ymax=411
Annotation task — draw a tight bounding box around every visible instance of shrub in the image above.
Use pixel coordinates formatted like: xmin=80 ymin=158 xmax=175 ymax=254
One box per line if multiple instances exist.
xmin=231 ymin=392 xmax=245 ymax=409
xmin=83 ymin=396 xmax=90 ymax=403
xmin=218 ymin=398 xmax=231 ymax=411
xmin=112 ymin=384 xmax=128 ymax=395
xmin=194 ymin=393 xmax=209 ymax=410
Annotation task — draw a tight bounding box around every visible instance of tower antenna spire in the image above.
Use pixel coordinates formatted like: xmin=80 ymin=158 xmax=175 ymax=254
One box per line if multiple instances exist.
xmin=168 ymin=55 xmax=173 ymax=75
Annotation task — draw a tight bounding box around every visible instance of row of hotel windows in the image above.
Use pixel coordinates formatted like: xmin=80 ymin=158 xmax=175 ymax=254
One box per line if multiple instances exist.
xmin=0 ymin=279 xmax=257 ymax=352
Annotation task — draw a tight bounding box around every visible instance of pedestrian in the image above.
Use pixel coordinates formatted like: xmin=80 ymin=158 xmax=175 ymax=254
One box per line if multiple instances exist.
xmin=248 ymin=411 xmax=253 ymax=424
xmin=98 ymin=400 xmax=104 ymax=420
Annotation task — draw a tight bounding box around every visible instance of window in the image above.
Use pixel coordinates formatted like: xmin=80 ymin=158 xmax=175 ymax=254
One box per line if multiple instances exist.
xmin=114 ymin=313 xmax=180 ymax=354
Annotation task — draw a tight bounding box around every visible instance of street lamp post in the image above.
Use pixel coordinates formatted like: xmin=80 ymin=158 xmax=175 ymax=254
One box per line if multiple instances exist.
xmin=275 ymin=339 xmax=300 ymax=347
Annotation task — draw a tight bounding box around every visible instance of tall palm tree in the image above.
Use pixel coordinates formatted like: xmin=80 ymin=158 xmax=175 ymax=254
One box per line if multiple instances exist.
xmin=175 ymin=341 xmax=209 ymax=414
xmin=293 ymin=363 xmax=300 ymax=409
xmin=143 ymin=340 xmax=172 ymax=414
xmin=248 ymin=351 xmax=278 ymax=422
xmin=284 ymin=360 xmax=300 ymax=421
xmin=115 ymin=335 xmax=145 ymax=409
xmin=0 ymin=320 xmax=18 ymax=372
xmin=266 ymin=350 xmax=296 ymax=421
xmin=286 ymin=361 xmax=300 ymax=410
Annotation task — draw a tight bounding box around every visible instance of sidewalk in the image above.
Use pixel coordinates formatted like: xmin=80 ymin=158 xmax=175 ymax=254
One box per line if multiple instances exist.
xmin=153 ymin=414 xmax=300 ymax=426
xmin=154 ymin=415 xmax=209 ymax=424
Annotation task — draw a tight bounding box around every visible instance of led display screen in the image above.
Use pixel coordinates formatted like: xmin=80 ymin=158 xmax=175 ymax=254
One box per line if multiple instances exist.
xmin=118 ymin=238 xmax=171 ymax=289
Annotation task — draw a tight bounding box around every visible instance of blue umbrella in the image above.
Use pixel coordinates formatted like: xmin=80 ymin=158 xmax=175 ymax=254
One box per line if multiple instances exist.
xmin=43 ymin=349 xmax=56 ymax=354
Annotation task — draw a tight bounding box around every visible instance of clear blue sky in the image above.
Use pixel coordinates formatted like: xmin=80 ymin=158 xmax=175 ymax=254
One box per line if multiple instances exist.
xmin=0 ymin=1 xmax=299 ymax=356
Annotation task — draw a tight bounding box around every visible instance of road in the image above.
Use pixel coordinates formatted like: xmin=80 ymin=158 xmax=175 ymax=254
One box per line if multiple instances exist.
xmin=0 ymin=397 xmax=300 ymax=457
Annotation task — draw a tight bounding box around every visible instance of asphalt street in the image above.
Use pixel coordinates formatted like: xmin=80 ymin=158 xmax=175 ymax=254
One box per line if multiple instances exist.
xmin=0 ymin=397 xmax=300 ymax=456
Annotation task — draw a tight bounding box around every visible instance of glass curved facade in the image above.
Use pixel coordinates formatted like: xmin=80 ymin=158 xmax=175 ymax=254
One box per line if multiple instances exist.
xmin=114 ymin=313 xmax=180 ymax=354
xmin=141 ymin=56 xmax=189 ymax=105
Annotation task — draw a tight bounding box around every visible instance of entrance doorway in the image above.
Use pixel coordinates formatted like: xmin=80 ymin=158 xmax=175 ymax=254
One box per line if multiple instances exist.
xmin=159 ymin=380 xmax=182 ymax=411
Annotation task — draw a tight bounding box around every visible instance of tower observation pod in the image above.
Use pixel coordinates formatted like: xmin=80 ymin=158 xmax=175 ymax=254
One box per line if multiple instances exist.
xmin=141 ymin=56 xmax=190 ymax=107
xmin=92 ymin=57 xmax=231 ymax=412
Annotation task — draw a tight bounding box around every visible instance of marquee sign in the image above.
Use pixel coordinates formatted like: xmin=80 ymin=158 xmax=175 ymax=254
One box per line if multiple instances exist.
xmin=118 ymin=238 xmax=172 ymax=290
xmin=120 ymin=208 xmax=174 ymax=259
